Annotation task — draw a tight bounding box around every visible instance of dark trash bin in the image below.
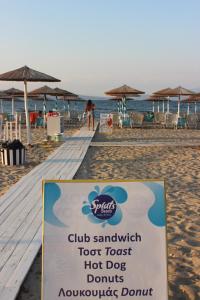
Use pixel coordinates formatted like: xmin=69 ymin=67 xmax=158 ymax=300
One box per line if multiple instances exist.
xmin=0 ymin=139 xmax=26 ymax=165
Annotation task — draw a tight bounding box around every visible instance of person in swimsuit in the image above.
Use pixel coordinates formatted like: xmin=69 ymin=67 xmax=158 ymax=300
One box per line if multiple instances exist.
xmin=85 ymin=100 xmax=95 ymax=130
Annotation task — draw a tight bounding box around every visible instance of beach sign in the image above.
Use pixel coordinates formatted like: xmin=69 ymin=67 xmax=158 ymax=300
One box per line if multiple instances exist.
xmin=99 ymin=113 xmax=113 ymax=133
xmin=42 ymin=180 xmax=168 ymax=300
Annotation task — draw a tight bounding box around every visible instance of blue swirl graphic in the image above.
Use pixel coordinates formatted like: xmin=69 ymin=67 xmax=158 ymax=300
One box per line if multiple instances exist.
xmin=44 ymin=182 xmax=66 ymax=227
xmin=103 ymin=186 xmax=128 ymax=203
xmin=143 ymin=182 xmax=166 ymax=227
xmin=107 ymin=207 xmax=122 ymax=225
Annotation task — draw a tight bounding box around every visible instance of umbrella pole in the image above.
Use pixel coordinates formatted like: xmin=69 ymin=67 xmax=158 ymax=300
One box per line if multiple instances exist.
xmin=152 ymin=101 xmax=154 ymax=112
xmin=167 ymin=97 xmax=170 ymax=113
xmin=157 ymin=101 xmax=160 ymax=112
xmin=12 ymin=97 xmax=14 ymax=115
xmin=195 ymin=102 xmax=197 ymax=114
xmin=187 ymin=103 xmax=190 ymax=115
xmin=24 ymin=80 xmax=31 ymax=145
xmin=1 ymin=99 xmax=3 ymax=113
xmin=177 ymin=95 xmax=180 ymax=117
xmin=162 ymin=100 xmax=165 ymax=113
xmin=43 ymin=95 xmax=47 ymax=129
xmin=55 ymin=95 xmax=58 ymax=111
xmin=68 ymin=100 xmax=70 ymax=113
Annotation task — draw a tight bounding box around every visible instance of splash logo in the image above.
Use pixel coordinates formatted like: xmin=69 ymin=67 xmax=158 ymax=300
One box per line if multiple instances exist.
xmin=82 ymin=185 xmax=128 ymax=227
xmin=91 ymin=194 xmax=116 ymax=220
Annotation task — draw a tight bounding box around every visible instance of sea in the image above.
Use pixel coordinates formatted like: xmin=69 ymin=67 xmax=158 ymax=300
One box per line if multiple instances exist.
xmin=0 ymin=97 xmax=197 ymax=118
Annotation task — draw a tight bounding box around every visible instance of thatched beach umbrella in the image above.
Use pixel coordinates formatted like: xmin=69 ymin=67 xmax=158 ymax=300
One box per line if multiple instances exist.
xmin=148 ymin=95 xmax=169 ymax=113
xmin=107 ymin=96 xmax=139 ymax=101
xmin=162 ymin=86 xmax=194 ymax=117
xmin=105 ymin=84 xmax=145 ymax=99
xmin=29 ymin=85 xmax=60 ymax=124
xmin=153 ymin=87 xmax=174 ymax=113
xmin=54 ymin=87 xmax=78 ymax=111
xmin=3 ymin=88 xmax=24 ymax=115
xmin=105 ymin=85 xmax=145 ymax=114
xmin=107 ymin=95 xmax=140 ymax=113
xmin=0 ymin=66 xmax=60 ymax=144
xmin=183 ymin=94 xmax=200 ymax=114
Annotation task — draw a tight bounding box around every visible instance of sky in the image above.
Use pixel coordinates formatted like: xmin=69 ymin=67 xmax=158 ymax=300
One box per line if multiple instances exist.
xmin=0 ymin=0 xmax=200 ymax=96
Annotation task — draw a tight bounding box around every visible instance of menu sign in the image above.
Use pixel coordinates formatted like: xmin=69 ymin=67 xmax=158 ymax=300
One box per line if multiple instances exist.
xmin=42 ymin=180 xmax=168 ymax=300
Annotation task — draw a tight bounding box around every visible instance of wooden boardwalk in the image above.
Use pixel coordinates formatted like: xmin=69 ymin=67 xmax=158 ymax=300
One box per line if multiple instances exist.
xmin=0 ymin=125 xmax=97 ymax=300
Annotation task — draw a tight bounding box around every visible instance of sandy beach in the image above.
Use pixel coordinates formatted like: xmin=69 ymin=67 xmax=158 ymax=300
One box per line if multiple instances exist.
xmin=0 ymin=127 xmax=199 ymax=300
xmin=0 ymin=127 xmax=78 ymax=197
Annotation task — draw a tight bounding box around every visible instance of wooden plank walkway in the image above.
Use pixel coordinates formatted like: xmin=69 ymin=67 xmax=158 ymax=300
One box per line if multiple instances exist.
xmin=0 ymin=124 xmax=97 ymax=300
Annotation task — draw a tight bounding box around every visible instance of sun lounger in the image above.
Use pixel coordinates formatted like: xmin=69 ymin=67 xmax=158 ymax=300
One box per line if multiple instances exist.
xmin=165 ymin=113 xmax=178 ymax=129
xmin=186 ymin=114 xmax=198 ymax=129
xmin=154 ymin=112 xmax=166 ymax=127
xmin=130 ymin=112 xmax=144 ymax=127
xmin=112 ymin=113 xmax=122 ymax=128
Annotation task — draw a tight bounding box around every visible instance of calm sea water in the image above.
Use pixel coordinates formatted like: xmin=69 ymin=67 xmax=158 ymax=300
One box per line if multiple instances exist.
xmin=0 ymin=98 xmax=198 ymax=118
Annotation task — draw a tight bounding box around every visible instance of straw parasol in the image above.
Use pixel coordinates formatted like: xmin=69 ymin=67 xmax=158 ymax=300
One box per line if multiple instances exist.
xmin=0 ymin=66 xmax=60 ymax=144
xmin=108 ymin=95 xmax=140 ymax=101
xmin=148 ymin=95 xmax=169 ymax=113
xmin=153 ymin=87 xmax=174 ymax=113
xmin=3 ymin=88 xmax=24 ymax=115
xmin=161 ymin=86 xmax=194 ymax=117
xmin=29 ymin=85 xmax=61 ymax=122
xmin=183 ymin=94 xmax=200 ymax=114
xmin=54 ymin=87 xmax=79 ymax=111
xmin=105 ymin=84 xmax=145 ymax=115
xmin=105 ymin=84 xmax=145 ymax=99
xmin=153 ymin=87 xmax=174 ymax=96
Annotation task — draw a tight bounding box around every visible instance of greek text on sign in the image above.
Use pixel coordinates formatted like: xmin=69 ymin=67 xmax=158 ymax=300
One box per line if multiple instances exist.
xmin=42 ymin=180 xmax=168 ymax=300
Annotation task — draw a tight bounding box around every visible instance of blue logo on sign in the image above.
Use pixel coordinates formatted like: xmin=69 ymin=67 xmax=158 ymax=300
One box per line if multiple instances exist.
xmin=82 ymin=185 xmax=128 ymax=227
xmin=91 ymin=194 xmax=117 ymax=220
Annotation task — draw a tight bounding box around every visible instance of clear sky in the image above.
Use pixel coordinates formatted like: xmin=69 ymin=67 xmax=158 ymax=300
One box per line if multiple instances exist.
xmin=0 ymin=0 xmax=200 ymax=96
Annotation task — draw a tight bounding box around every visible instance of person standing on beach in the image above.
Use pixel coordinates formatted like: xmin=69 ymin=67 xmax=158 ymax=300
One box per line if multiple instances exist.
xmin=85 ymin=99 xmax=95 ymax=130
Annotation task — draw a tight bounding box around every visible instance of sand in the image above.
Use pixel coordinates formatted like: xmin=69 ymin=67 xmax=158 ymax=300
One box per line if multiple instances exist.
xmin=0 ymin=127 xmax=78 ymax=197
xmin=2 ymin=127 xmax=200 ymax=300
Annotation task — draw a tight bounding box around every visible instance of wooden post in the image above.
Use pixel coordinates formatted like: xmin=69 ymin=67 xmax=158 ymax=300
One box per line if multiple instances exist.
xmin=187 ymin=103 xmax=190 ymax=115
xmin=177 ymin=95 xmax=180 ymax=117
xmin=12 ymin=97 xmax=14 ymax=115
xmin=157 ymin=101 xmax=160 ymax=112
xmin=24 ymin=80 xmax=31 ymax=144
xmin=167 ymin=98 xmax=170 ymax=113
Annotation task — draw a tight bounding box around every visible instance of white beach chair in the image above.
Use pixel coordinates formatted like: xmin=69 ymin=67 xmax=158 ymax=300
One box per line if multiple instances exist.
xmin=130 ymin=112 xmax=144 ymax=127
xmin=112 ymin=113 xmax=122 ymax=128
xmin=165 ymin=113 xmax=178 ymax=129
xmin=154 ymin=112 xmax=166 ymax=127
xmin=186 ymin=114 xmax=198 ymax=129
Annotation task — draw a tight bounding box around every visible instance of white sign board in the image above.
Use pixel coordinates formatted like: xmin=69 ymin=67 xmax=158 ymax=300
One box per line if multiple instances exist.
xmin=99 ymin=113 xmax=113 ymax=133
xmin=42 ymin=180 xmax=168 ymax=300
